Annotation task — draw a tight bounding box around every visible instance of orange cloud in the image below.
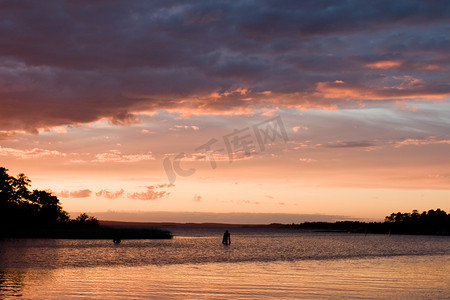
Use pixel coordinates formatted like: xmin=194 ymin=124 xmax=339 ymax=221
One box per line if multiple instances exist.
xmin=394 ymin=100 xmax=419 ymax=111
xmin=51 ymin=190 xmax=70 ymax=198
xmin=0 ymin=146 xmax=64 ymax=159
xmin=315 ymin=79 xmax=450 ymax=101
xmin=70 ymin=189 xmax=92 ymax=198
xmin=96 ymin=189 xmax=125 ymax=199
xmin=0 ymin=131 xmax=16 ymax=140
xmin=292 ymin=125 xmax=309 ymax=132
xmin=395 ymin=136 xmax=450 ymax=147
xmin=299 ymin=158 xmax=316 ymax=163
xmin=315 ymin=81 xmax=369 ymax=99
xmin=93 ymin=150 xmax=155 ymax=163
xmin=366 ymin=60 xmax=402 ymax=69
xmin=413 ymin=63 xmax=440 ymax=70
xmin=170 ymin=125 xmax=200 ymax=131
xmin=51 ymin=189 xmax=92 ymax=198
xmin=128 ymin=184 xmax=174 ymax=201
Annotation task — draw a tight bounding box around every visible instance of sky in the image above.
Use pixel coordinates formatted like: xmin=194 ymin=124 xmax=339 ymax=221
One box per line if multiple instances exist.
xmin=0 ymin=0 xmax=449 ymax=223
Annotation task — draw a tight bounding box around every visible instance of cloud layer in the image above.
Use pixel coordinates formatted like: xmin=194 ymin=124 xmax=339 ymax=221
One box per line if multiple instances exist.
xmin=0 ymin=0 xmax=449 ymax=132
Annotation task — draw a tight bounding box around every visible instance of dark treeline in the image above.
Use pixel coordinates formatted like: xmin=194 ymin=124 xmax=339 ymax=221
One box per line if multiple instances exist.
xmin=281 ymin=209 xmax=450 ymax=235
xmin=0 ymin=167 xmax=71 ymax=230
xmin=384 ymin=209 xmax=449 ymax=235
xmin=0 ymin=167 xmax=171 ymax=239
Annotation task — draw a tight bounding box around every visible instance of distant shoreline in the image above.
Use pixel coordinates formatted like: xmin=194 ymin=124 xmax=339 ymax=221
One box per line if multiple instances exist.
xmin=99 ymin=220 xmax=450 ymax=236
xmin=100 ymin=220 xmax=271 ymax=228
xmin=1 ymin=219 xmax=448 ymax=240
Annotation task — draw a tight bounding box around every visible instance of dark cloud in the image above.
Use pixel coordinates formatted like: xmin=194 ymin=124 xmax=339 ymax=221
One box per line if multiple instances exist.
xmin=324 ymin=140 xmax=375 ymax=148
xmin=0 ymin=0 xmax=449 ymax=132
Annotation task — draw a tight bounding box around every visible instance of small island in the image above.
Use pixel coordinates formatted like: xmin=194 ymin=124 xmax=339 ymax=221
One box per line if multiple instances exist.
xmin=0 ymin=167 xmax=172 ymax=239
xmin=276 ymin=209 xmax=450 ymax=235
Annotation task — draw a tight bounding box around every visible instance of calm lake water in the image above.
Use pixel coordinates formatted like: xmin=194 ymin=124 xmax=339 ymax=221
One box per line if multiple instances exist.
xmin=0 ymin=228 xmax=449 ymax=299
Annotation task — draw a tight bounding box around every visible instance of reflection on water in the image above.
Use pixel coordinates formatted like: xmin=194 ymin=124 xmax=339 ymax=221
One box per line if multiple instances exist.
xmin=0 ymin=269 xmax=24 ymax=298
xmin=1 ymin=231 xmax=449 ymax=268
xmin=0 ymin=231 xmax=449 ymax=298
xmin=1 ymin=256 xmax=449 ymax=299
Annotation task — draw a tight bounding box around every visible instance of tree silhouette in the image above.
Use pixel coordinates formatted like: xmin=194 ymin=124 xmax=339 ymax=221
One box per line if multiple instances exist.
xmin=73 ymin=213 xmax=99 ymax=227
xmin=385 ymin=208 xmax=450 ymax=234
xmin=0 ymin=167 xmax=69 ymax=230
xmin=29 ymin=190 xmax=70 ymax=224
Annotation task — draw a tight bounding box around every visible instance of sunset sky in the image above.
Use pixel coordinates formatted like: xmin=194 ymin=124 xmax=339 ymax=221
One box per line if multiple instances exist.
xmin=0 ymin=1 xmax=449 ymax=223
